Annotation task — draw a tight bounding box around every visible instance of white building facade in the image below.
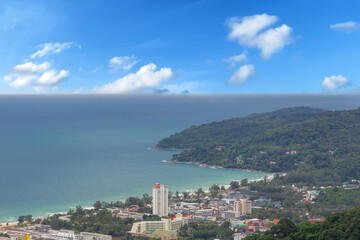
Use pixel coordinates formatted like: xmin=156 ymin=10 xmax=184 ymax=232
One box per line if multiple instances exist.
xmin=233 ymin=199 xmax=252 ymax=215
xmin=152 ymin=183 xmax=168 ymax=217
xmin=130 ymin=217 xmax=188 ymax=234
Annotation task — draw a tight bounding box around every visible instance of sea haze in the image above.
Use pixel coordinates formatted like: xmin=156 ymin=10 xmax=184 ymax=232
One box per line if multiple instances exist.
xmin=0 ymin=94 xmax=359 ymax=222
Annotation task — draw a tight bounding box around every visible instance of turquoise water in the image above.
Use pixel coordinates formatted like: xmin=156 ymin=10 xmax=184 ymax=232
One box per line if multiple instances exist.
xmin=0 ymin=94 xmax=359 ymax=222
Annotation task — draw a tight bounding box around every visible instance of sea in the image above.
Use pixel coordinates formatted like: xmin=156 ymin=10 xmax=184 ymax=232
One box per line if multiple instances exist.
xmin=0 ymin=94 xmax=359 ymax=222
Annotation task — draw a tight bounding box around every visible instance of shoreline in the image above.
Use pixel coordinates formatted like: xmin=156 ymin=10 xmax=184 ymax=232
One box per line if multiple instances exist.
xmin=150 ymin=146 xmax=194 ymax=151
xmin=165 ymin=159 xmax=274 ymax=174
xmin=1 ymin=158 xmax=271 ymax=225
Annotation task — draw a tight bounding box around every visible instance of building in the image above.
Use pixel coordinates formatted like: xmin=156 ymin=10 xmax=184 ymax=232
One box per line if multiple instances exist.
xmin=80 ymin=232 xmax=112 ymax=240
xmin=233 ymin=199 xmax=252 ymax=215
xmin=47 ymin=230 xmax=80 ymax=240
xmin=222 ymin=210 xmax=241 ymax=219
xmin=130 ymin=215 xmax=188 ymax=234
xmin=152 ymin=183 xmax=168 ymax=217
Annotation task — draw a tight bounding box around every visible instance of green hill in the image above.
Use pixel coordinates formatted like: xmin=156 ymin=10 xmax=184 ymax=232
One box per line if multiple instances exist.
xmin=157 ymin=107 xmax=360 ymax=185
xmin=244 ymin=206 xmax=360 ymax=240
xmin=156 ymin=106 xmax=329 ymax=149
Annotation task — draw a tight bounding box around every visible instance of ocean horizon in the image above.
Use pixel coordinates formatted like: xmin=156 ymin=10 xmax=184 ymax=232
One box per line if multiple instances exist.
xmin=1 ymin=94 xmax=359 ymax=222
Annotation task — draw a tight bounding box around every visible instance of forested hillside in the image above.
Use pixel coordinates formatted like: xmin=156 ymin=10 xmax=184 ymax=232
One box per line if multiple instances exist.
xmin=157 ymin=107 xmax=360 ymax=185
xmin=156 ymin=106 xmax=329 ymax=149
xmin=244 ymin=207 xmax=360 ymax=240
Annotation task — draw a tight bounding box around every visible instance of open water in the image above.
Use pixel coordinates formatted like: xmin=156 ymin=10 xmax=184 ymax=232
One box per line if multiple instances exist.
xmin=0 ymin=94 xmax=359 ymax=222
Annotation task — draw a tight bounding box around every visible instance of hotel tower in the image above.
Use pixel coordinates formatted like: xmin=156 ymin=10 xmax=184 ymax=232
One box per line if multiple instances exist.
xmin=152 ymin=183 xmax=169 ymax=217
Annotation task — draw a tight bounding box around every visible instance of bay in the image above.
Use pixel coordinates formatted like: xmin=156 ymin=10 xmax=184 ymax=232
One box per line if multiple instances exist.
xmin=0 ymin=94 xmax=359 ymax=222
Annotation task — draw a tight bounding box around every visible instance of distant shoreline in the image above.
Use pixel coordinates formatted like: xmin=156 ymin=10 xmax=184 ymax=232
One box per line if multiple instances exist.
xmin=165 ymin=159 xmax=274 ymax=174
xmin=151 ymin=146 xmax=194 ymax=151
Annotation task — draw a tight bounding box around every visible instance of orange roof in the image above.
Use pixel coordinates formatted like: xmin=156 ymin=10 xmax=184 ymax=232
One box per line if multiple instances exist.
xmin=273 ymin=219 xmax=280 ymax=224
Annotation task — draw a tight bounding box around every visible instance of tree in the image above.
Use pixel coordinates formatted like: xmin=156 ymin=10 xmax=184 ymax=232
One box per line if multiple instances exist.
xmin=94 ymin=200 xmax=102 ymax=212
xmin=221 ymin=186 xmax=226 ymax=191
xmin=241 ymin=178 xmax=248 ymax=186
xmin=209 ymin=184 xmax=220 ymax=192
xmin=269 ymin=218 xmax=297 ymax=239
xmin=196 ymin=188 xmax=204 ymax=197
xmin=183 ymin=192 xmax=189 ymax=199
xmin=230 ymin=181 xmax=240 ymax=190
xmin=142 ymin=193 xmax=152 ymax=204
xmin=176 ymin=190 xmax=179 ymax=198
xmin=264 ymin=176 xmax=268 ymax=185
xmin=17 ymin=216 xmax=25 ymax=224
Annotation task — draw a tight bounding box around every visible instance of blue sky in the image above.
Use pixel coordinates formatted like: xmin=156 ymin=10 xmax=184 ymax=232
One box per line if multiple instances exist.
xmin=1 ymin=0 xmax=360 ymax=94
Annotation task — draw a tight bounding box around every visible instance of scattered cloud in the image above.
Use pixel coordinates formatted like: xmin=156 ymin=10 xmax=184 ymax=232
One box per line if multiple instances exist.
xmin=161 ymin=81 xmax=203 ymax=94
xmin=322 ymin=75 xmax=350 ymax=90
xmin=92 ymin=67 xmax=101 ymax=73
xmin=226 ymin=14 xmax=293 ymax=59
xmin=224 ymin=51 xmax=248 ymax=68
xmin=229 ymin=64 xmax=255 ymax=84
xmin=73 ymin=88 xmax=83 ymax=94
xmin=330 ymin=21 xmax=360 ymax=33
xmin=109 ymin=55 xmax=139 ymax=73
xmin=94 ymin=63 xmax=174 ymax=94
xmin=30 ymin=42 xmax=80 ymax=58
xmin=3 ymin=62 xmax=69 ymax=90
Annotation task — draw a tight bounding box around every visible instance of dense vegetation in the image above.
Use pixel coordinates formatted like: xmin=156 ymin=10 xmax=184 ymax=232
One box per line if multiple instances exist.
xmin=157 ymin=107 xmax=360 ymax=185
xmin=179 ymin=221 xmax=234 ymax=240
xmin=244 ymin=207 xmax=360 ymax=240
xmin=157 ymin=106 xmax=329 ymax=149
xmin=42 ymin=207 xmax=134 ymax=237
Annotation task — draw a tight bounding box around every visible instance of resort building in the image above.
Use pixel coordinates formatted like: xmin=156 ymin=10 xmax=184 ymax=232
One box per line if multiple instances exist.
xmin=130 ymin=214 xmax=188 ymax=234
xmin=233 ymin=199 xmax=252 ymax=215
xmin=152 ymin=183 xmax=169 ymax=217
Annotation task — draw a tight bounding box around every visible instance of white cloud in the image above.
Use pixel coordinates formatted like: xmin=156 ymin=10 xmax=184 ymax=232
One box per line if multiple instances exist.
xmin=162 ymin=81 xmax=203 ymax=94
xmin=229 ymin=64 xmax=255 ymax=84
xmin=322 ymin=75 xmax=349 ymax=90
xmin=224 ymin=52 xmax=247 ymax=68
xmin=330 ymin=21 xmax=360 ymax=33
xmin=4 ymin=62 xmax=69 ymax=89
xmin=109 ymin=55 xmax=139 ymax=72
xmin=30 ymin=42 xmax=79 ymax=58
xmin=94 ymin=63 xmax=174 ymax=94
xmin=227 ymin=14 xmax=293 ymax=59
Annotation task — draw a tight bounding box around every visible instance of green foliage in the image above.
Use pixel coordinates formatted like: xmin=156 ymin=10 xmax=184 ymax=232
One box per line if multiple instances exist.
xmin=160 ymin=107 xmax=360 ymax=186
xmin=157 ymin=107 xmax=328 ymax=149
xmin=315 ymin=188 xmax=360 ymax=206
xmin=17 ymin=215 xmax=32 ymax=223
xmin=180 ymin=222 xmax=234 ymax=240
xmin=42 ymin=209 xmax=134 ymax=237
xmin=230 ymin=181 xmax=240 ymax=189
xmin=0 ymin=233 xmax=10 ymax=238
xmin=245 ymin=207 xmax=360 ymax=240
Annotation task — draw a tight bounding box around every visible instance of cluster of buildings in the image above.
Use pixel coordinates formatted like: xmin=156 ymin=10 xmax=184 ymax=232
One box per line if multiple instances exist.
xmin=128 ymin=183 xmax=257 ymax=238
xmin=0 ymin=225 xmax=111 ymax=240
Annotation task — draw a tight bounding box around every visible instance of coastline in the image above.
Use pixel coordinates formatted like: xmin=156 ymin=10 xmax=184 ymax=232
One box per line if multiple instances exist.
xmin=151 ymin=146 xmax=194 ymax=151
xmin=1 ymin=159 xmax=270 ymax=224
xmin=165 ymin=159 xmax=274 ymax=174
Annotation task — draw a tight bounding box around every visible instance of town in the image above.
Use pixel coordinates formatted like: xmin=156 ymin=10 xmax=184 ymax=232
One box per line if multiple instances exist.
xmin=1 ymin=177 xmax=359 ymax=240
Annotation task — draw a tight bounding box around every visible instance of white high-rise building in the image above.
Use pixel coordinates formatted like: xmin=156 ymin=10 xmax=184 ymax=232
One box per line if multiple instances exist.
xmin=152 ymin=183 xmax=168 ymax=217
xmin=233 ymin=199 xmax=252 ymax=215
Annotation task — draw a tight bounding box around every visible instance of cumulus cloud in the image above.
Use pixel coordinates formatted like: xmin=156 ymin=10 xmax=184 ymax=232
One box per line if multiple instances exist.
xmin=109 ymin=55 xmax=139 ymax=72
xmin=322 ymin=75 xmax=350 ymax=90
xmin=330 ymin=21 xmax=360 ymax=33
xmin=94 ymin=63 xmax=174 ymax=94
xmin=227 ymin=14 xmax=293 ymax=59
xmin=3 ymin=62 xmax=69 ymax=89
xmin=224 ymin=52 xmax=248 ymax=68
xmin=30 ymin=42 xmax=80 ymax=58
xmin=229 ymin=64 xmax=255 ymax=84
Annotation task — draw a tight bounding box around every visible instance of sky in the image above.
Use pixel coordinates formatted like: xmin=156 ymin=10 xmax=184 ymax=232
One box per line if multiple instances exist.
xmin=0 ymin=0 xmax=360 ymax=94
